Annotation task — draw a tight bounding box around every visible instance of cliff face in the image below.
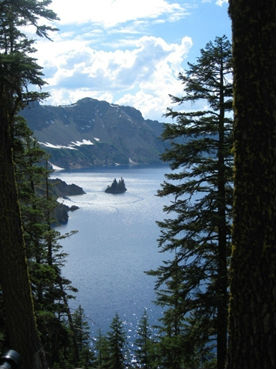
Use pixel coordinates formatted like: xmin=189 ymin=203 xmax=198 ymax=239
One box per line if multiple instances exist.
xmin=49 ymin=179 xmax=85 ymax=225
xmin=21 ymin=98 xmax=166 ymax=170
xmin=50 ymin=178 xmax=86 ymax=197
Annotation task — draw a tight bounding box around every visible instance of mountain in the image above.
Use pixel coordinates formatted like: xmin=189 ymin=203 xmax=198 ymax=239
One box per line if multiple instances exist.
xmin=21 ymin=98 xmax=166 ymax=170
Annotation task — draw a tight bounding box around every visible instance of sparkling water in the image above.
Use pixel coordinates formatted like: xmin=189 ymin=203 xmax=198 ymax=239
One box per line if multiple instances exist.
xmin=54 ymin=166 xmax=170 ymax=341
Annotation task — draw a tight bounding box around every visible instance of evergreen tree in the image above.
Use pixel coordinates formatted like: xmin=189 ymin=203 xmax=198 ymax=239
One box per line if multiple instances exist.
xmin=227 ymin=1 xmax=276 ymax=368
xmin=94 ymin=330 xmax=110 ymax=369
xmin=134 ymin=310 xmax=154 ymax=369
xmin=151 ymin=35 xmax=233 ymax=369
xmin=12 ymin=115 xmax=80 ymax=367
xmin=71 ymin=305 xmax=96 ymax=368
xmin=0 ymin=1 xmax=57 ymax=368
xmin=148 ymin=258 xmax=186 ymax=369
xmin=107 ymin=314 xmax=127 ymax=369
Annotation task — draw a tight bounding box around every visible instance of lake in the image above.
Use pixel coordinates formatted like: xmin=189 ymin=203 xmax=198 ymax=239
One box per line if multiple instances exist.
xmin=54 ymin=166 xmax=170 ymax=341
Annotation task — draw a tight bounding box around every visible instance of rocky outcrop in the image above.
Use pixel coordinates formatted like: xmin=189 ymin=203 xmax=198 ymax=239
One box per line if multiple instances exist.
xmin=49 ymin=179 xmax=85 ymax=225
xmin=50 ymin=178 xmax=85 ymax=197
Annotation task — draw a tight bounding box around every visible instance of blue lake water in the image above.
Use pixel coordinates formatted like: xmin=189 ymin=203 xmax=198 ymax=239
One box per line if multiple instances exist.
xmin=54 ymin=166 xmax=170 ymax=341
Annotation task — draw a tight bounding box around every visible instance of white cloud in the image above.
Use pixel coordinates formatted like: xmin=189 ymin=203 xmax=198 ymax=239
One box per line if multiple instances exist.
xmin=202 ymin=0 xmax=228 ymax=4
xmin=51 ymin=0 xmax=188 ymax=28
xmin=38 ymin=35 xmax=192 ymax=121
xmin=216 ymin=0 xmax=228 ymax=5
xmin=25 ymin=0 xmax=231 ymax=126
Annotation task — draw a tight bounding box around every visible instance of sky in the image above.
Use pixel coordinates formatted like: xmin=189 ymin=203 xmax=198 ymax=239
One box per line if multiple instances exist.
xmin=34 ymin=0 xmax=231 ymax=121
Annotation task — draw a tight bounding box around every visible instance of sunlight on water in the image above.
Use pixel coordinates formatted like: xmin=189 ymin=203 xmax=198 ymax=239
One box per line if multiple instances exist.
xmin=55 ymin=166 xmax=170 ymax=340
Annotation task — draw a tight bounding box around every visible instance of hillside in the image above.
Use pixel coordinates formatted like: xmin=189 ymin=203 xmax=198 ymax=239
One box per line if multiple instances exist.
xmin=21 ymin=98 xmax=166 ymax=170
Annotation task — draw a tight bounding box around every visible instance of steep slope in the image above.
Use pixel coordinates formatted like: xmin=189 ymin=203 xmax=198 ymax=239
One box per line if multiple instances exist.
xmin=21 ymin=98 xmax=166 ymax=169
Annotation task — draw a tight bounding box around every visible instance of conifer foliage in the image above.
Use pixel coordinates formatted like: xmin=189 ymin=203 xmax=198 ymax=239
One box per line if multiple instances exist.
xmin=134 ymin=310 xmax=154 ymax=369
xmin=107 ymin=313 xmax=127 ymax=369
xmin=149 ymin=36 xmax=233 ymax=369
xmin=0 ymin=1 xmax=57 ymax=368
xmin=12 ymin=117 xmax=82 ymax=367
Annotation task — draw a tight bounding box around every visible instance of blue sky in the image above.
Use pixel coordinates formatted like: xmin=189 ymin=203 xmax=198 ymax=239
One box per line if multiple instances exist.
xmin=35 ymin=0 xmax=231 ymax=121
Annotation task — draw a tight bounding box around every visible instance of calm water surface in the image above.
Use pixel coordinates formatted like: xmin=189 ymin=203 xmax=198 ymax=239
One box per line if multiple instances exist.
xmin=55 ymin=166 xmax=170 ymax=340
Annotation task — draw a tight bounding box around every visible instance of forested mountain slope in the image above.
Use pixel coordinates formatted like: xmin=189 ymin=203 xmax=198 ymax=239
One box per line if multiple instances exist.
xmin=21 ymin=97 xmax=166 ymax=169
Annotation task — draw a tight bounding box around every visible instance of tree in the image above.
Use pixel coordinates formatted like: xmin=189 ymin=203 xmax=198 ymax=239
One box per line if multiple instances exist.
xmin=151 ymin=35 xmax=233 ymax=369
xmin=0 ymin=1 xmax=57 ymax=368
xmin=135 ymin=310 xmax=155 ymax=369
xmin=94 ymin=330 xmax=110 ymax=369
xmin=107 ymin=313 xmax=126 ymax=369
xmin=227 ymin=1 xmax=276 ymax=368
xmin=71 ymin=305 xmax=96 ymax=368
xmin=148 ymin=258 xmax=187 ymax=369
xmin=12 ymin=117 xmax=82 ymax=367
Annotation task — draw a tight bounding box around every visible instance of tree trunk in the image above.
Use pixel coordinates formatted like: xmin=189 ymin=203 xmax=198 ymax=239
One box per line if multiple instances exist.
xmin=0 ymin=107 xmax=48 ymax=369
xmin=227 ymin=1 xmax=276 ymax=368
xmin=216 ymin=60 xmax=228 ymax=369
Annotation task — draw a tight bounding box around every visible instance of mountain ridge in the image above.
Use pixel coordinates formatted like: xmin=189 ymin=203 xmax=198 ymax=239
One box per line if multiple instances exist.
xmin=21 ymin=97 xmax=166 ymax=170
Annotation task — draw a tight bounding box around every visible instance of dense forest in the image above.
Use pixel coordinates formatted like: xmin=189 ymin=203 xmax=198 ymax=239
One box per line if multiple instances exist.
xmin=0 ymin=1 xmax=275 ymax=369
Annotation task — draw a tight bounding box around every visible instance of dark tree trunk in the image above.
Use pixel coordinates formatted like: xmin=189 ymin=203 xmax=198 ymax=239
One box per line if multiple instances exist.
xmin=216 ymin=59 xmax=228 ymax=369
xmin=0 ymin=107 xmax=48 ymax=369
xmin=227 ymin=1 xmax=276 ymax=368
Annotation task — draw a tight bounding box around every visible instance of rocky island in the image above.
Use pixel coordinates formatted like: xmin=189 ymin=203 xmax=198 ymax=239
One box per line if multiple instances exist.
xmin=105 ymin=178 xmax=127 ymax=194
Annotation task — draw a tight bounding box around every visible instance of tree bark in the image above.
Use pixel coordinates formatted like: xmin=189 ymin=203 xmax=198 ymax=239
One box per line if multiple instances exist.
xmin=0 ymin=107 xmax=48 ymax=369
xmin=227 ymin=1 xmax=276 ymax=368
xmin=216 ymin=57 xmax=228 ymax=369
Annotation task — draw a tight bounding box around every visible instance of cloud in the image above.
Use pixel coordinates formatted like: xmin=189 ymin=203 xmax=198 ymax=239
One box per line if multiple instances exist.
xmin=38 ymin=34 xmax=192 ymax=120
xmin=31 ymin=0 xmax=230 ymax=123
xmin=201 ymin=0 xmax=228 ymax=4
xmin=51 ymin=0 xmax=189 ymax=28
xmin=216 ymin=0 xmax=228 ymax=5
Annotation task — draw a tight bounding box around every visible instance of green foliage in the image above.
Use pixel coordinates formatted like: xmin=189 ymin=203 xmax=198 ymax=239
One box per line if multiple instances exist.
xmin=10 ymin=115 xmax=82 ymax=367
xmin=134 ymin=310 xmax=158 ymax=369
xmin=0 ymin=3 xmax=95 ymax=367
xmin=0 ymin=0 xmax=58 ymax=112
xmin=107 ymin=313 xmax=127 ymax=369
xmin=148 ymin=35 xmax=233 ymax=369
xmin=93 ymin=315 xmax=127 ymax=369
xmin=94 ymin=330 xmax=111 ymax=369
xmin=70 ymin=305 xmax=96 ymax=368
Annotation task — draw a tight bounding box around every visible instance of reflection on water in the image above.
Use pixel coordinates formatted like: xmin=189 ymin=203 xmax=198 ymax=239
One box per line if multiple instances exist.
xmin=55 ymin=166 xmax=169 ymax=340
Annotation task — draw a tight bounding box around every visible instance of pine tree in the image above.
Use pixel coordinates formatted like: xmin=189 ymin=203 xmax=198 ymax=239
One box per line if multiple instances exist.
xmin=71 ymin=305 xmax=96 ymax=368
xmin=0 ymin=1 xmax=57 ymax=368
xmin=134 ymin=310 xmax=155 ymax=369
xmin=227 ymin=1 xmax=276 ymax=368
xmin=151 ymin=35 xmax=233 ymax=369
xmin=12 ymin=115 xmax=80 ymax=367
xmin=148 ymin=258 xmax=186 ymax=369
xmin=107 ymin=314 xmax=127 ymax=369
xmin=94 ymin=330 xmax=111 ymax=369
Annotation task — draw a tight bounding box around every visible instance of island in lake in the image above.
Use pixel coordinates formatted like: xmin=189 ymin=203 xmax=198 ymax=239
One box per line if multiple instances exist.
xmin=105 ymin=178 xmax=127 ymax=194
